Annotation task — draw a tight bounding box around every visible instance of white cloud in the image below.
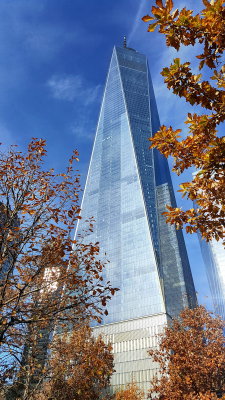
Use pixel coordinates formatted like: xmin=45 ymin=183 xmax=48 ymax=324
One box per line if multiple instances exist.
xmin=47 ymin=74 xmax=101 ymax=105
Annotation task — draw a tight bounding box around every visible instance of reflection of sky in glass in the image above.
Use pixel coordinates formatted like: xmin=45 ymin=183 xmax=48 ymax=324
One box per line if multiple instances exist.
xmin=200 ymin=238 xmax=225 ymax=320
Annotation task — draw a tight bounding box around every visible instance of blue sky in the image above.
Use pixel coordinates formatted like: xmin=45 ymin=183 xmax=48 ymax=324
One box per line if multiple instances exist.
xmin=0 ymin=0 xmax=213 ymax=309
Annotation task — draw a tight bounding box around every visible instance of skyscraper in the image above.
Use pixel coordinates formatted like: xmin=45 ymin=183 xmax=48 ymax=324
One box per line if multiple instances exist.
xmin=198 ymin=235 xmax=225 ymax=320
xmin=75 ymin=44 xmax=197 ymax=396
xmin=192 ymin=172 xmax=225 ymax=321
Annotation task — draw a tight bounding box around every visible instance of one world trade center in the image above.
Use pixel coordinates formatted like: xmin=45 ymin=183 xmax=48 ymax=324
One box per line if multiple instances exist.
xmin=75 ymin=42 xmax=197 ymax=396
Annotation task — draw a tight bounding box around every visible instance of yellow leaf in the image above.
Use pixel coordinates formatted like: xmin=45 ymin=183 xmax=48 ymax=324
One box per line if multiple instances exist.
xmin=142 ymin=15 xmax=155 ymax=22
xmin=148 ymin=22 xmax=158 ymax=32
xmin=29 ymin=209 xmax=36 ymax=215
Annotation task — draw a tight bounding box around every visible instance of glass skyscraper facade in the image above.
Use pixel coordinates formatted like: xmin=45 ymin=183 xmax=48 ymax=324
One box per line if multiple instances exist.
xmin=192 ymin=171 xmax=225 ymax=321
xmin=75 ymin=45 xmax=197 ymax=396
xmin=198 ymin=237 xmax=225 ymax=320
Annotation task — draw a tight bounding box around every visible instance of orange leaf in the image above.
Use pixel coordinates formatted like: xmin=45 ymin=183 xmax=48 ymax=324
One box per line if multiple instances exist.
xmin=156 ymin=0 xmax=164 ymax=8
xmin=148 ymin=22 xmax=159 ymax=32
xmin=166 ymin=0 xmax=174 ymax=11
xmin=142 ymin=14 xmax=155 ymax=22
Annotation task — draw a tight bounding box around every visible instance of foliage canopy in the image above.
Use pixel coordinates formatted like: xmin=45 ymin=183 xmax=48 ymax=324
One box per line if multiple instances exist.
xmin=148 ymin=306 xmax=225 ymax=400
xmin=143 ymin=0 xmax=225 ymax=245
xmin=0 ymin=139 xmax=117 ymax=396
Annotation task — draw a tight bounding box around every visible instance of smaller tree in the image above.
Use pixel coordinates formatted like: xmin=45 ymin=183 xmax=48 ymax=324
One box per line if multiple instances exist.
xmin=37 ymin=325 xmax=114 ymax=400
xmin=148 ymin=306 xmax=225 ymax=400
xmin=115 ymin=383 xmax=144 ymax=400
xmin=0 ymin=138 xmax=118 ymax=395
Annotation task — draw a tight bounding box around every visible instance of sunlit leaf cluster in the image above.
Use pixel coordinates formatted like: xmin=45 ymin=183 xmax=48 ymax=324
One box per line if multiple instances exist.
xmin=115 ymin=382 xmax=144 ymax=400
xmin=148 ymin=306 xmax=225 ymax=400
xmin=35 ymin=325 xmax=114 ymax=400
xmin=143 ymin=0 xmax=225 ymax=244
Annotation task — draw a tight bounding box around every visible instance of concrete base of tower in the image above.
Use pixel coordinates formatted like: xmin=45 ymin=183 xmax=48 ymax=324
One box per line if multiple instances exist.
xmin=93 ymin=312 xmax=170 ymax=399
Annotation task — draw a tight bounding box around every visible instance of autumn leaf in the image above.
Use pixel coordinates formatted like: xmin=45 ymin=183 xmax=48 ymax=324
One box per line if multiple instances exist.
xmin=156 ymin=0 xmax=164 ymax=8
xmin=142 ymin=15 xmax=155 ymax=22
xmin=148 ymin=22 xmax=159 ymax=32
xmin=202 ymin=0 xmax=211 ymax=6
xmin=166 ymin=0 xmax=174 ymax=12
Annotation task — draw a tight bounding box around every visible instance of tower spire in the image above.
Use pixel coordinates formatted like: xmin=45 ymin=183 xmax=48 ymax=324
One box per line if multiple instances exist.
xmin=123 ymin=36 xmax=127 ymax=48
